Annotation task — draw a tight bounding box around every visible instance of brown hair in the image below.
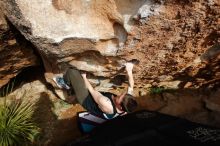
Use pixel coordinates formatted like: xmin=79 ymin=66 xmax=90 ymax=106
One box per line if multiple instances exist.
xmin=121 ymin=94 xmax=137 ymax=113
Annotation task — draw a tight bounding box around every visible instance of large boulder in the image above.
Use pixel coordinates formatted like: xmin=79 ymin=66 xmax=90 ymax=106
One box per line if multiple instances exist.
xmin=2 ymin=0 xmax=127 ymax=78
xmin=1 ymin=0 xmax=161 ymax=74
xmin=1 ymin=0 xmax=220 ymax=99
xmin=1 ymin=0 xmax=162 ymax=98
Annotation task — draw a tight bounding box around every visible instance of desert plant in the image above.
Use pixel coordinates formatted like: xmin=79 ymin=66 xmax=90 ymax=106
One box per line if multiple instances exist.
xmin=0 ymin=81 xmax=39 ymax=146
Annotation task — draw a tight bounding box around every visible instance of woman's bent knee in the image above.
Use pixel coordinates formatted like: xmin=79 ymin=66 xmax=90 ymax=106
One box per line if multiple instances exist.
xmin=66 ymin=68 xmax=79 ymax=77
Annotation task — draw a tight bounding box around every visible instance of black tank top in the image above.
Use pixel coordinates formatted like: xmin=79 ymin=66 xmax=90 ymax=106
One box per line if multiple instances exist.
xmin=82 ymin=92 xmax=118 ymax=119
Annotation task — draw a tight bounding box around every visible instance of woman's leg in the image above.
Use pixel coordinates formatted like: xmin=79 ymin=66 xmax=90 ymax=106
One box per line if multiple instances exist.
xmin=63 ymin=68 xmax=89 ymax=105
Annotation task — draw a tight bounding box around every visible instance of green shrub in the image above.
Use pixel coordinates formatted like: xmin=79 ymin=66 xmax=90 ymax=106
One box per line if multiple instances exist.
xmin=0 ymin=81 xmax=39 ymax=146
xmin=0 ymin=100 xmax=39 ymax=146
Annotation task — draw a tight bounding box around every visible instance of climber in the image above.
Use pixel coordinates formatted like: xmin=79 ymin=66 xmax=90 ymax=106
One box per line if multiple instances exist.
xmin=53 ymin=60 xmax=138 ymax=119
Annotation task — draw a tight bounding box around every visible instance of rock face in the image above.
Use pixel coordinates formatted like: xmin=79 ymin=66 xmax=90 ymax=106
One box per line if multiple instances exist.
xmin=1 ymin=0 xmax=220 ymax=97
xmin=2 ymin=0 xmax=127 ymax=77
xmin=0 ymin=7 xmax=39 ymax=88
xmin=1 ymin=0 xmax=160 ymax=71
